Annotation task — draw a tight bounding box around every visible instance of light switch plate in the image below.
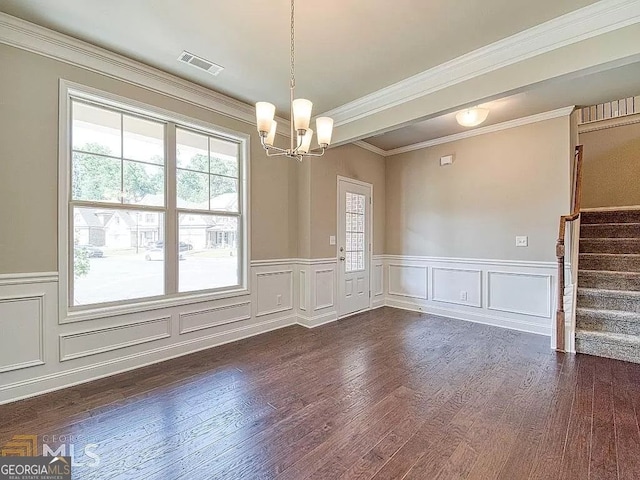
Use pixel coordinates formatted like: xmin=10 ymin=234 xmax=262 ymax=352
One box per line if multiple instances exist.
xmin=516 ymin=236 xmax=528 ymax=247
xmin=329 ymin=235 xmax=336 ymax=245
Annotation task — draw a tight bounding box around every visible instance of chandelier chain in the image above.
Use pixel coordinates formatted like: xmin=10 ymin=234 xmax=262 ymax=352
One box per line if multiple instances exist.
xmin=290 ymin=0 xmax=295 ymax=89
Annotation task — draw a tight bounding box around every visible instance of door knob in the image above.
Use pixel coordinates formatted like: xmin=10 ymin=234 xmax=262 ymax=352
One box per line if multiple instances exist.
xmin=339 ymin=256 xmax=345 ymax=261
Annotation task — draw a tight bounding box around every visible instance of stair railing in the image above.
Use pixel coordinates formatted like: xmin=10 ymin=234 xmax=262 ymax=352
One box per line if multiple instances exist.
xmin=556 ymin=145 xmax=584 ymax=351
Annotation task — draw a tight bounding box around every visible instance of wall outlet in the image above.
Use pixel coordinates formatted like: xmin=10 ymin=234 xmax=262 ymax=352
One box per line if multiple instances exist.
xmin=276 ymin=294 xmax=282 ymax=306
xmin=460 ymin=291 xmax=468 ymax=301
xmin=329 ymin=235 xmax=336 ymax=246
xmin=516 ymin=236 xmax=528 ymax=247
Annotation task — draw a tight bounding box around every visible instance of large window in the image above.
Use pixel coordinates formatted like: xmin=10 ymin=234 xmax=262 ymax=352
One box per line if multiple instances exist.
xmin=67 ymin=94 xmax=247 ymax=310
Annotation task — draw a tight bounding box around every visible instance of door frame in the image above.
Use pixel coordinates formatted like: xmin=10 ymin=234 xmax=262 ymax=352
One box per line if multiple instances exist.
xmin=336 ymin=175 xmax=374 ymax=318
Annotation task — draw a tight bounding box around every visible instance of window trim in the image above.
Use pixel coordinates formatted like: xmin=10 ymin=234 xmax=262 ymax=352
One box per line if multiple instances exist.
xmin=58 ymin=79 xmax=251 ymax=323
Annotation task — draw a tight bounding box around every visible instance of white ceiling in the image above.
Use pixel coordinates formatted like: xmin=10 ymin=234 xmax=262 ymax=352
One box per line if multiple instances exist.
xmin=364 ymin=60 xmax=640 ymax=151
xmin=0 ymin=0 xmax=599 ymax=117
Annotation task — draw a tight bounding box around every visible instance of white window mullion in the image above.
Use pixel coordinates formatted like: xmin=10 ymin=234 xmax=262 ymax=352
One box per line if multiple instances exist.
xmin=165 ymin=122 xmax=178 ymax=295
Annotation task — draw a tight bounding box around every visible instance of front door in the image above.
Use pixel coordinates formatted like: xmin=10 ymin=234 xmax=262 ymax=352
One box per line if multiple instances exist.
xmin=337 ymin=177 xmax=371 ymax=317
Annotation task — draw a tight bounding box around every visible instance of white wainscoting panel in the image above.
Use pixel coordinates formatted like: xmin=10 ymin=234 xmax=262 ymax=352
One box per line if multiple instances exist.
xmin=314 ymin=269 xmax=335 ymax=311
xmin=299 ymin=270 xmax=307 ymax=311
xmin=255 ymin=270 xmax=293 ymax=317
xmin=431 ymin=268 xmax=482 ymax=308
xmin=487 ymin=271 xmax=552 ymax=318
xmin=384 ymin=256 xmax=556 ymax=336
xmin=388 ymin=264 xmax=428 ymax=299
xmin=60 ymin=316 xmax=172 ymax=362
xmin=179 ymin=301 xmax=251 ymax=335
xmin=0 ymin=295 xmax=45 ymax=373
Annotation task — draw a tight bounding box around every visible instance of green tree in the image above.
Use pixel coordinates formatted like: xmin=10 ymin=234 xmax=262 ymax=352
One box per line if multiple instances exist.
xmin=73 ymin=143 xmax=164 ymax=203
xmin=177 ymin=152 xmax=237 ymax=204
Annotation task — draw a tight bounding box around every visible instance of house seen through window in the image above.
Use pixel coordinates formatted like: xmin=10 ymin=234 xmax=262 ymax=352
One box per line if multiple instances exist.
xmin=70 ymin=98 xmax=244 ymax=308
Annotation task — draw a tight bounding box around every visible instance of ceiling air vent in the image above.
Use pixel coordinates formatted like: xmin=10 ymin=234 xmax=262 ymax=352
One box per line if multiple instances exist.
xmin=177 ymin=51 xmax=224 ymax=76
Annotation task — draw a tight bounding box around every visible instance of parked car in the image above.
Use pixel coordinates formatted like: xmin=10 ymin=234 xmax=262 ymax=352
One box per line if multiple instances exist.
xmin=77 ymin=245 xmax=104 ymax=258
xmin=148 ymin=241 xmax=193 ymax=252
xmin=145 ymin=247 xmax=185 ymax=261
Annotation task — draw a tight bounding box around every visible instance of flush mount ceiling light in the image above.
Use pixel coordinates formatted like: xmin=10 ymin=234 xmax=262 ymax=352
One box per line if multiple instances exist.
xmin=456 ymin=107 xmax=490 ymax=127
xmin=255 ymin=0 xmax=334 ymax=162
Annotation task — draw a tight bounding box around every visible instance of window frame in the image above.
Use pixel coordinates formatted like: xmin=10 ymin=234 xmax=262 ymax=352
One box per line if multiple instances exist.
xmin=58 ymin=80 xmax=251 ymax=323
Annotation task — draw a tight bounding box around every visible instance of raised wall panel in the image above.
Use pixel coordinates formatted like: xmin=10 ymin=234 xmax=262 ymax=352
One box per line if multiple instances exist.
xmin=299 ymin=270 xmax=307 ymax=311
xmin=432 ymin=268 xmax=482 ymax=308
xmin=179 ymin=301 xmax=251 ymax=335
xmin=487 ymin=271 xmax=552 ymax=318
xmin=314 ymin=269 xmax=335 ymax=311
xmin=59 ymin=316 xmax=171 ymax=362
xmin=373 ymin=263 xmax=384 ymax=296
xmin=388 ymin=265 xmax=428 ymax=299
xmin=0 ymin=295 xmax=44 ymax=373
xmin=256 ymin=270 xmax=293 ymax=317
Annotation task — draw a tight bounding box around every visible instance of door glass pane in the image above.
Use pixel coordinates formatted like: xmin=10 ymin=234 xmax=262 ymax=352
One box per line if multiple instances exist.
xmin=345 ymin=192 xmax=366 ymax=273
xmin=179 ymin=214 xmax=239 ymax=292
xmin=72 ymin=207 xmax=164 ymax=306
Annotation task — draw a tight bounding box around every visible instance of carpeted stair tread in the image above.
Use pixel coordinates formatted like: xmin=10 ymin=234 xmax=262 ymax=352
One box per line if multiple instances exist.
xmin=577 ymin=289 xmax=640 ymax=313
xmin=576 ymin=306 xmax=639 ymax=320
xmin=578 ymin=270 xmax=640 ymax=291
xmin=581 ymin=210 xmax=640 ymax=225
xmin=577 ymin=307 xmax=640 ymax=335
xmin=575 ymin=329 xmax=640 ymax=363
xmin=579 ymin=253 xmax=640 ymax=272
xmin=580 ymin=223 xmax=640 ymax=238
xmin=579 ymin=238 xmax=640 ymax=254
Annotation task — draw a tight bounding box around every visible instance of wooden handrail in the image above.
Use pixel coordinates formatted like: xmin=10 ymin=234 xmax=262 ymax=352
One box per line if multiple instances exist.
xmin=556 ymin=145 xmax=584 ymax=351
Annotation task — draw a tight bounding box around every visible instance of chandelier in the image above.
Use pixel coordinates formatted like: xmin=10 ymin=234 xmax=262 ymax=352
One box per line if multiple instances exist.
xmin=255 ymin=0 xmax=334 ymax=161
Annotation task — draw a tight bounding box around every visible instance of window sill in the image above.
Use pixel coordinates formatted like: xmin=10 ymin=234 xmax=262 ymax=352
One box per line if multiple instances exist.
xmin=61 ymin=287 xmax=250 ymax=324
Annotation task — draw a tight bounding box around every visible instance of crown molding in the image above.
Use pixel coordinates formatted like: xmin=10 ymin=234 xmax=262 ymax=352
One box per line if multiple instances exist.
xmin=383 ymin=106 xmax=575 ymax=157
xmin=319 ymin=0 xmax=640 ymax=127
xmin=0 ymin=12 xmax=291 ymax=132
xmin=578 ymin=112 xmax=640 ymax=133
xmin=353 ymin=140 xmax=387 ymax=157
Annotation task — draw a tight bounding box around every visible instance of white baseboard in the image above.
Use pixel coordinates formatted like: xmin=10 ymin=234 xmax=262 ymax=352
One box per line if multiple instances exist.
xmin=0 ymin=314 xmax=296 ymax=405
xmin=386 ymin=297 xmax=550 ymax=336
xmin=297 ymin=311 xmax=338 ymax=329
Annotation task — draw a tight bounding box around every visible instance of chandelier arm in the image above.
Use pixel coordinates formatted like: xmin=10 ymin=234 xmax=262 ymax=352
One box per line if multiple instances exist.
xmin=301 ymin=148 xmax=327 ymax=157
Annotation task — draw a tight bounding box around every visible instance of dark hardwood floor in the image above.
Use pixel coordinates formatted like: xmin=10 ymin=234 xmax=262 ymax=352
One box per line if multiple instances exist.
xmin=1 ymin=307 xmax=639 ymax=479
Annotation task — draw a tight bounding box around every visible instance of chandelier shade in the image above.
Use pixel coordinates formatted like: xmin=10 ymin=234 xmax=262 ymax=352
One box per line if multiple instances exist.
xmin=255 ymin=0 xmax=333 ymax=161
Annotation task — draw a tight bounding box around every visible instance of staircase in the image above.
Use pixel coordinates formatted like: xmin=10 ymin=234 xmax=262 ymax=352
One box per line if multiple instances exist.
xmin=576 ymin=209 xmax=640 ymax=363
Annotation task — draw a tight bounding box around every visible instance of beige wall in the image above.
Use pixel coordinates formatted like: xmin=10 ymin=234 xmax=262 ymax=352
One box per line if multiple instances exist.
xmin=385 ymin=117 xmax=571 ymax=261
xmin=301 ymin=144 xmax=386 ymax=259
xmin=580 ymin=120 xmax=640 ymax=208
xmin=0 ymin=45 xmax=298 ymax=273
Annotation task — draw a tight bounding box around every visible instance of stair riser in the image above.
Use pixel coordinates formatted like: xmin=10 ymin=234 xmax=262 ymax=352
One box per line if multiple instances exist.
xmin=578 ymin=272 xmax=640 ymax=291
xmin=577 ymin=294 xmax=640 ymax=312
xmin=580 ymin=239 xmax=640 ymax=254
xmin=580 ymin=224 xmax=640 ymax=238
xmin=576 ymin=338 xmax=640 ymax=364
xmin=581 ymin=210 xmax=640 ymax=224
xmin=577 ymin=317 xmax=640 ymax=336
xmin=579 ymin=255 xmax=640 ymax=272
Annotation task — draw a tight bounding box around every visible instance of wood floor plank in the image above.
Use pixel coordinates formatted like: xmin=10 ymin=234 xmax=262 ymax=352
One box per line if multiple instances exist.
xmin=613 ymin=362 xmax=640 ymax=480
xmin=0 ymin=307 xmax=637 ymax=480
xmin=559 ymin=354 xmax=595 ymax=480
xmin=590 ymin=357 xmax=618 ymax=479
